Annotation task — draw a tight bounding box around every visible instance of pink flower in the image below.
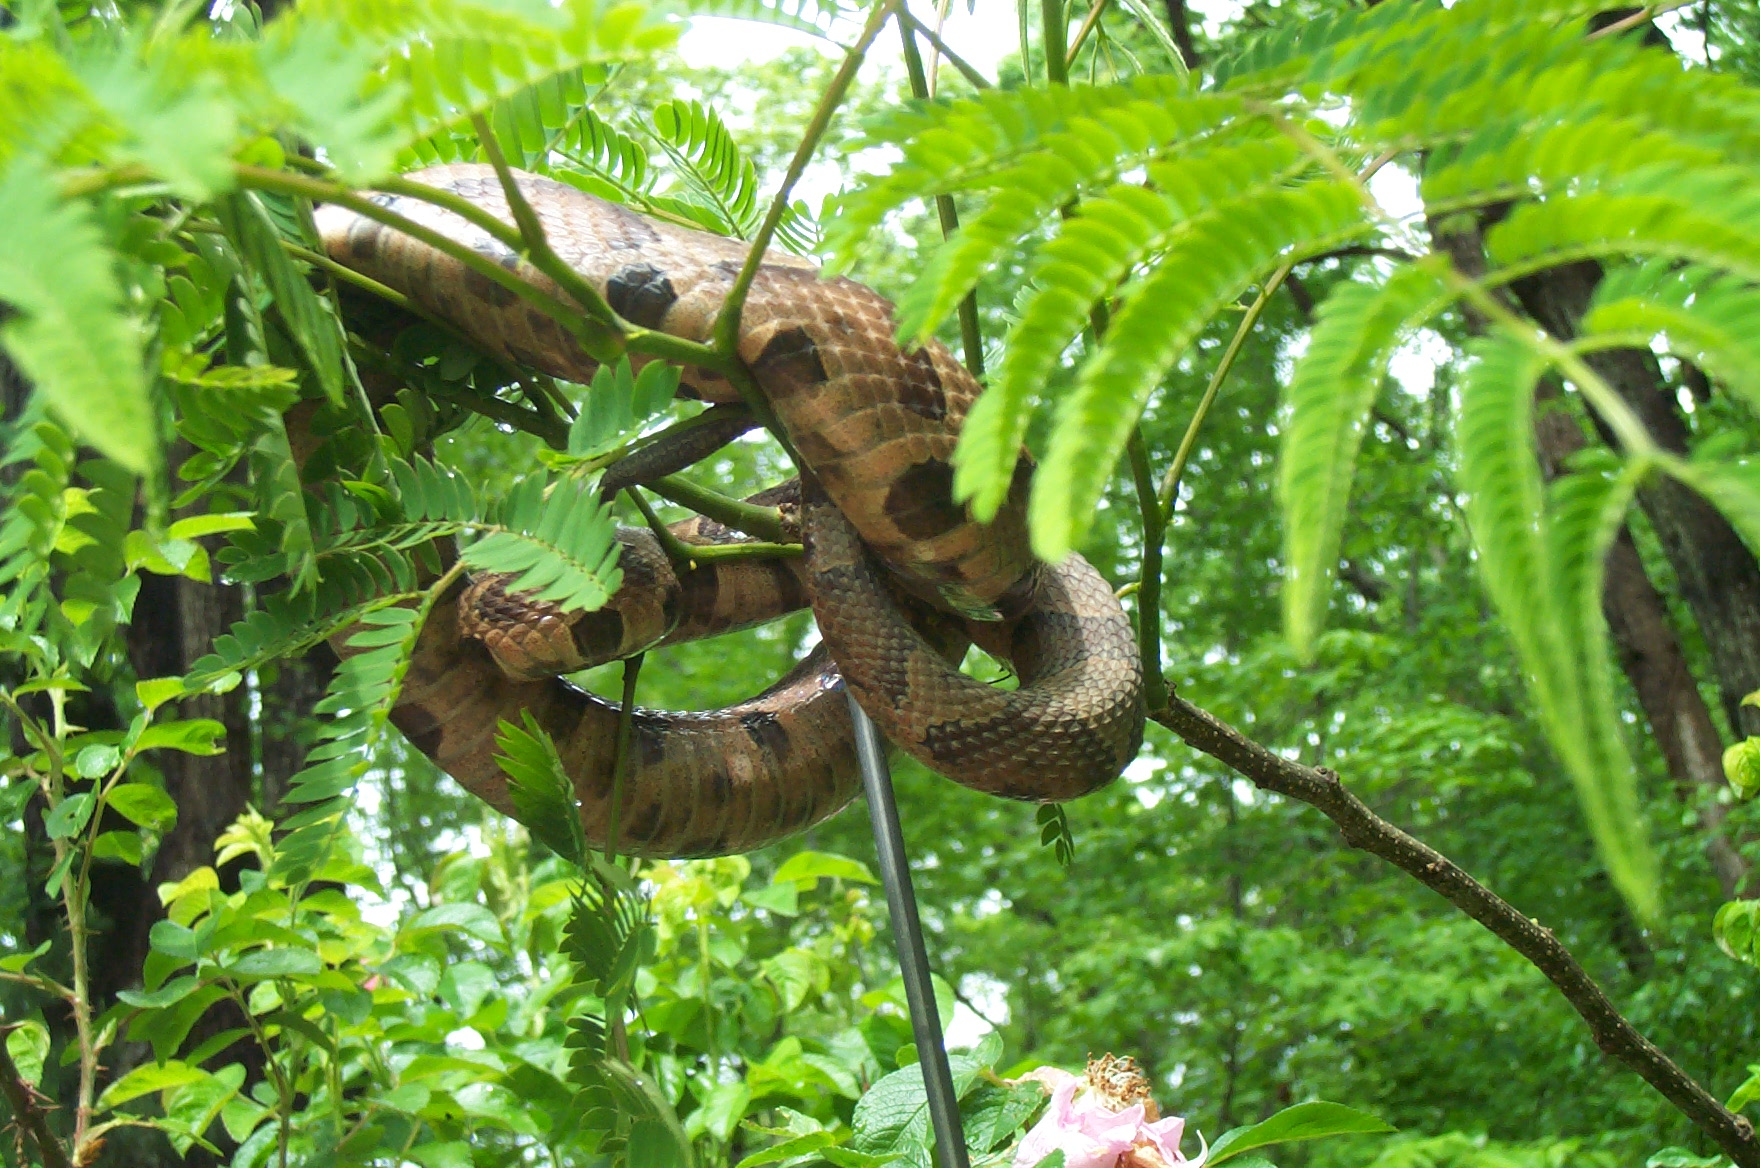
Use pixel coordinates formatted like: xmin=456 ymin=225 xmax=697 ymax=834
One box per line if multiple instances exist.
xmin=1011 ymin=1062 xmax=1205 ymax=1168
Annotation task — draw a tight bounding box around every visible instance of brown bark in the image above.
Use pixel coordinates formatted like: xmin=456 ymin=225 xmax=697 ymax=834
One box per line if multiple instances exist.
xmin=1161 ymin=0 xmax=1200 ymax=68
xmin=91 ymin=570 xmax=255 ymax=1001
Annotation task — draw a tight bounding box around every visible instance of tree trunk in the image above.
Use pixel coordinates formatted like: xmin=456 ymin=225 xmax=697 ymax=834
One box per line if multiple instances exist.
xmin=91 ymin=569 xmax=256 ymax=1001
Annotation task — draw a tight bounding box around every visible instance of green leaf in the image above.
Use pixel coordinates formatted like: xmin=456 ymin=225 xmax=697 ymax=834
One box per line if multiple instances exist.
xmin=564 ymin=877 xmax=649 ymax=998
xmin=45 ymin=792 xmax=94 ymax=840
xmin=850 ymin=1043 xmax=994 ymax=1163
xmin=494 ymin=713 xmax=588 ymax=866
xmin=5 ymin=1021 xmax=49 ymax=1087
xmin=1207 ymin=1101 xmax=1395 ymax=1164
xmin=1455 ymin=336 xmax=1657 ymax=919
xmin=136 ymin=677 xmax=188 ymax=712
xmin=215 ymin=190 xmax=347 ymax=405
xmin=568 ymin=358 xmax=682 ymax=458
xmin=1030 ymin=180 xmax=1370 ymax=558
xmin=167 ymin=512 xmax=256 ymax=541
xmin=0 ymin=157 xmax=155 ymax=474
xmin=405 ymin=902 xmax=507 ymax=948
xmin=771 ymin=851 xmax=877 ymax=889
xmin=650 ymin=99 xmax=762 ymax=238
xmin=96 ymin=1059 xmax=207 ymax=1112
xmin=74 ymin=744 xmax=121 ymax=778
xmin=1726 ymin=739 xmax=1760 ymax=800
xmin=735 ymin=1130 xmax=840 ymax=1168
xmin=1714 ymin=899 xmax=1760 ymax=966
xmin=119 ymin=975 xmax=206 ymax=1010
xmin=0 ymin=941 xmax=52 ymax=973
xmin=223 ymin=948 xmax=323 ymax=981
xmin=92 ymin=830 xmax=144 ymax=865
xmin=1280 ymin=258 xmax=1453 ymax=655
xmin=1728 ymin=1065 xmax=1760 ymax=1115
xmin=464 ymin=474 xmax=622 ymax=613
xmin=109 ymin=783 xmax=179 ymax=831
xmin=135 ymin=719 xmax=227 ymax=756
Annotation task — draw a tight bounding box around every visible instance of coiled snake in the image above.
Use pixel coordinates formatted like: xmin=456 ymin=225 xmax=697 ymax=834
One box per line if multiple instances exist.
xmin=316 ymin=165 xmax=1144 ymax=857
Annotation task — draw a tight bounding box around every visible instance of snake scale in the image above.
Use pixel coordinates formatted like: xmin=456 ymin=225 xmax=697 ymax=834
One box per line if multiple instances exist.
xmin=315 ymin=164 xmax=1144 ymax=857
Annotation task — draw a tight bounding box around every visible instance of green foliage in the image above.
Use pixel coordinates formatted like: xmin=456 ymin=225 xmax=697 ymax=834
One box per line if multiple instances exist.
xmin=1208 ymin=1101 xmax=1398 ymax=1164
xmin=1279 ymin=259 xmax=1454 ymax=655
xmin=835 ymin=0 xmax=1760 ymax=912
xmin=0 ymin=158 xmax=154 ymax=474
xmin=462 ymin=473 xmax=623 ymax=613
xmin=6 ymin=2 xmax=1760 ymax=1167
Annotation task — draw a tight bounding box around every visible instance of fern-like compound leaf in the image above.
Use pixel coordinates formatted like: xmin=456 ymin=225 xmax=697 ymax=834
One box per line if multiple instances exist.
xmin=570 ymin=359 xmax=684 ymax=459
xmin=465 ymin=475 xmax=623 ymax=612
xmin=1280 ymin=258 xmax=1454 ymax=657
xmin=216 ymin=191 xmax=348 ymax=406
xmin=1484 ymin=167 xmax=1760 ymax=285
xmin=1581 ymin=262 xmax=1760 ymax=412
xmin=1030 ymin=180 xmax=1371 ymax=559
xmin=495 ymin=713 xmax=590 ymax=867
xmin=0 ymin=158 xmax=154 ymax=475
xmin=651 ymin=99 xmax=761 ymax=238
xmin=1455 ymin=334 xmax=1657 ymax=919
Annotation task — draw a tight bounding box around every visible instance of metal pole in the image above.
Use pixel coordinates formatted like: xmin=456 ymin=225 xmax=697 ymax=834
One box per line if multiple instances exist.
xmin=848 ymin=692 xmax=971 ymax=1168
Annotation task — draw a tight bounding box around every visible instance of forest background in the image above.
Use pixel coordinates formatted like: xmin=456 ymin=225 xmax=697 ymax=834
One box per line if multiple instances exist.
xmin=4 ymin=0 xmax=1760 ymax=1167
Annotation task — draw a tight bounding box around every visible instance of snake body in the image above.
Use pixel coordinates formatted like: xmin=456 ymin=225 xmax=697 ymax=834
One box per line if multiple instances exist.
xmin=317 ymin=164 xmax=1144 ymax=856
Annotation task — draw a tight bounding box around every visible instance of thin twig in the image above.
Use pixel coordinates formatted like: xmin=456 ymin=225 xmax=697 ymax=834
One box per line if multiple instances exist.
xmin=0 ymin=1028 xmax=70 ymax=1168
xmin=1066 ymin=0 xmax=1112 ymax=66
xmin=1147 ymin=697 xmax=1760 ymax=1168
xmin=644 ymin=475 xmax=791 ymax=544
xmin=713 ymin=0 xmax=901 ymax=363
xmin=605 ymin=654 xmax=643 ymax=864
xmin=898 ymin=20 xmax=986 ymax=377
xmin=1155 ymin=263 xmax=1291 ymax=521
xmin=1127 ymin=429 xmax=1168 ymax=711
xmin=470 ymin=113 xmax=624 ymax=329
xmin=898 ymin=6 xmax=991 ymax=90
xmin=1584 ymin=1 xmax=1694 ymax=40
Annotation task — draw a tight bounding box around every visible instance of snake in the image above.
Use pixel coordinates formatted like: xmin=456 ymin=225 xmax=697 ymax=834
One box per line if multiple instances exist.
xmin=315 ymin=164 xmax=1144 ymax=857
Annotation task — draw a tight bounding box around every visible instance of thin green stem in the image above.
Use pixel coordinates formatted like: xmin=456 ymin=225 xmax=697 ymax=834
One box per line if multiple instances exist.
xmin=1043 ymin=0 xmax=1070 ymax=84
xmin=234 ymin=165 xmax=624 ymax=364
xmin=627 ymin=488 xmax=697 ymax=574
xmin=897 ymin=6 xmax=993 ymax=89
xmin=1128 ymin=429 xmax=1168 ymax=711
xmin=712 ymin=0 xmax=901 ymax=363
xmin=645 ymin=474 xmax=790 ymax=543
xmin=470 ymin=113 xmax=624 ymax=329
xmin=1157 ymin=263 xmax=1291 ymax=520
xmin=1065 ymin=0 xmax=1111 ymax=66
xmin=899 ymin=20 xmax=986 ymax=377
xmin=605 ymin=653 xmax=643 ymax=864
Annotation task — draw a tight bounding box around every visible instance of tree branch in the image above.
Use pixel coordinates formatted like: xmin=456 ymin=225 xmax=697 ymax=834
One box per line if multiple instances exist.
xmin=1147 ymin=697 xmax=1760 ymax=1168
xmin=0 ymin=1029 xmax=69 ymax=1168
